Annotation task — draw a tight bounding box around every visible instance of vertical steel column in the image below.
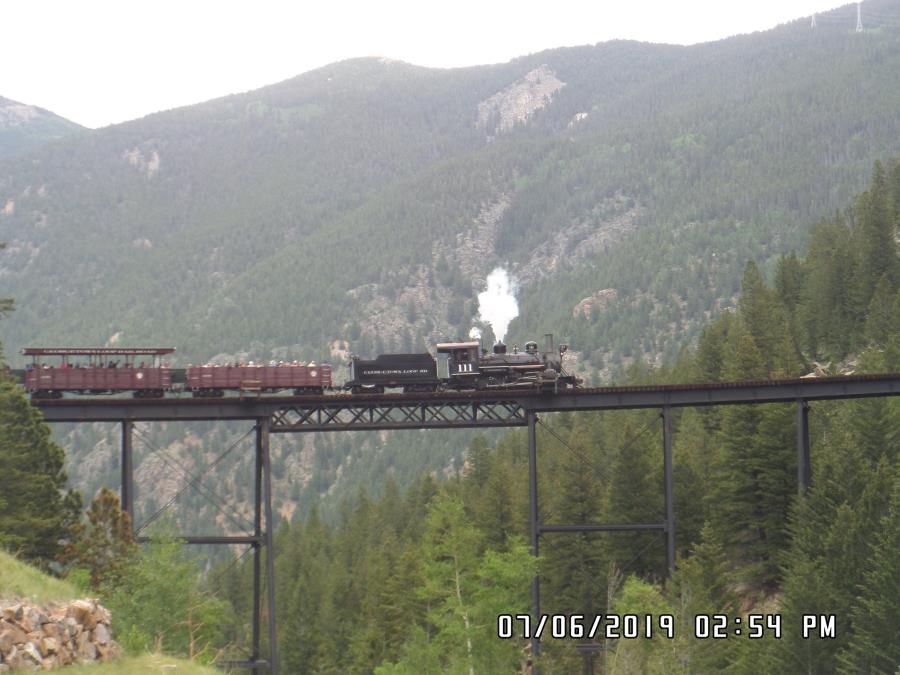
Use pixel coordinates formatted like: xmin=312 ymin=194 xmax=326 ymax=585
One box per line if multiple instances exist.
xmin=796 ymin=400 xmax=811 ymax=493
xmin=662 ymin=407 xmax=675 ymax=574
xmin=260 ymin=418 xmax=279 ymax=674
xmin=527 ymin=412 xmax=541 ymax=662
xmin=252 ymin=422 xmax=263 ymax=673
xmin=121 ymin=420 xmax=134 ymax=527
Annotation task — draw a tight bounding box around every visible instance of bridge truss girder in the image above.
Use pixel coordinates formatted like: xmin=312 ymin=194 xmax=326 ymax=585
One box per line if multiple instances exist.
xmin=269 ymin=399 xmax=527 ymax=432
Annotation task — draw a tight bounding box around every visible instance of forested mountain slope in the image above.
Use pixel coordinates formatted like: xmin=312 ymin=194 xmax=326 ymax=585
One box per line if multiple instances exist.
xmin=2 ymin=0 xmax=900 ymax=532
xmin=0 ymin=96 xmax=83 ymax=160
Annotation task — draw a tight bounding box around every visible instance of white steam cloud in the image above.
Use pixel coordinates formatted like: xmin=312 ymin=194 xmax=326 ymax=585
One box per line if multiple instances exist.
xmin=476 ymin=267 xmax=519 ymax=343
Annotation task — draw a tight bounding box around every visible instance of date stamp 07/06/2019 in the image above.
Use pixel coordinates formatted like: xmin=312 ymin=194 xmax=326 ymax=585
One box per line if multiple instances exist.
xmin=497 ymin=613 xmax=839 ymax=641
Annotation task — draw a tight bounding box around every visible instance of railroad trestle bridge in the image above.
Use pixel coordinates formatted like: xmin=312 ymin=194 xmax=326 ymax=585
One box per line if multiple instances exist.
xmin=31 ymin=373 xmax=900 ymax=673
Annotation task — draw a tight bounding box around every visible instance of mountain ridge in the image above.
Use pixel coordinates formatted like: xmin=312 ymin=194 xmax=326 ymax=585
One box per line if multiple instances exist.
xmin=0 ymin=96 xmax=83 ymax=160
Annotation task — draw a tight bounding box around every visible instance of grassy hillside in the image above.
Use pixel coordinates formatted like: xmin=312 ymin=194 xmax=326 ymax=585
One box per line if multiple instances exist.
xmin=0 ymin=549 xmax=79 ymax=604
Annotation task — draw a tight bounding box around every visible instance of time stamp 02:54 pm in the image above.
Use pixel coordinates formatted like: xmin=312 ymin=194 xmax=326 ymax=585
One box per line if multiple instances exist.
xmin=497 ymin=613 xmax=838 ymax=640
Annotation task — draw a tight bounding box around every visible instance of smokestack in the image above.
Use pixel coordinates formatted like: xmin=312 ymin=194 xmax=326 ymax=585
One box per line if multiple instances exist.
xmin=493 ymin=342 xmax=507 ymax=355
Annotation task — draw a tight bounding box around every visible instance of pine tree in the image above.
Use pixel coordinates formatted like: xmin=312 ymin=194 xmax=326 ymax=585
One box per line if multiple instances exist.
xmin=863 ymin=273 xmax=897 ymax=347
xmin=739 ymin=261 xmax=780 ymax=362
xmin=61 ymin=486 xmax=137 ymax=590
xmin=774 ymin=252 xmax=803 ymax=317
xmin=838 ymin=475 xmax=900 ymax=674
xmin=606 ymin=416 xmax=665 ymax=579
xmin=739 ymin=260 xmax=800 ymax=375
xmin=541 ymin=422 xmax=609 ymax=614
xmin=471 ymin=459 xmax=517 ymax=551
xmin=0 ymin=377 xmax=82 ymax=566
xmin=695 ymin=312 xmax=734 ymax=383
xmin=417 ymin=492 xmax=483 ymax=673
xmin=799 ymin=217 xmax=857 ymax=357
xmin=773 ymin=426 xmax=894 ymax=674
xmin=706 ymin=329 xmax=778 ymax=586
xmin=853 ymin=161 xmax=898 ymax=310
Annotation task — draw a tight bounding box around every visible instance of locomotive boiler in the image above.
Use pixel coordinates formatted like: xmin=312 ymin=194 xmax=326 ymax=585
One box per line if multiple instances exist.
xmin=437 ymin=334 xmax=577 ymax=392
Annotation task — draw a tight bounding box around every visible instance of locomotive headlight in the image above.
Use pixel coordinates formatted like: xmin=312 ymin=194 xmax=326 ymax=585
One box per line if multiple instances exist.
xmin=310 ymin=370 xmax=318 ymax=378
xmin=136 ymin=372 xmax=144 ymax=380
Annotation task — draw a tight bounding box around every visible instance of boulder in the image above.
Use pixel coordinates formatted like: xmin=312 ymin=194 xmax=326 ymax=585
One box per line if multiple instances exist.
xmin=68 ymin=600 xmax=97 ymax=630
xmin=92 ymin=623 xmax=110 ymax=645
xmin=3 ymin=645 xmax=20 ymax=669
xmin=0 ymin=624 xmax=27 ymax=647
xmin=21 ymin=640 xmax=42 ymax=664
xmin=39 ymin=636 xmax=58 ymax=656
xmin=77 ymin=639 xmax=97 ymax=662
xmin=1 ymin=605 xmax=22 ymax=623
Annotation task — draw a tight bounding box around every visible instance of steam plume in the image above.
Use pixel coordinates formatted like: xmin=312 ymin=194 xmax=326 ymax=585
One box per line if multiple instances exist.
xmin=476 ymin=267 xmax=519 ymax=343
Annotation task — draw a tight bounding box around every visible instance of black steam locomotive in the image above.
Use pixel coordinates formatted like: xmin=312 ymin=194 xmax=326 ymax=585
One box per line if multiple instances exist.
xmin=345 ymin=334 xmax=578 ymax=394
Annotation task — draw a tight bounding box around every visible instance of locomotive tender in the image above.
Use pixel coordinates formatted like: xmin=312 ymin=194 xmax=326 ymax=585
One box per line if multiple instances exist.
xmin=22 ymin=334 xmax=577 ymax=398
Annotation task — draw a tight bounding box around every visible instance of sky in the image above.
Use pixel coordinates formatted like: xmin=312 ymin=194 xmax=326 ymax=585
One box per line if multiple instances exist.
xmin=1 ymin=0 xmax=853 ymax=129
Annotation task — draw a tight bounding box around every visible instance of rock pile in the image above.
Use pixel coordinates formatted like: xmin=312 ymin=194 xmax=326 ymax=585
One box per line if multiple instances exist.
xmin=0 ymin=599 xmax=119 ymax=671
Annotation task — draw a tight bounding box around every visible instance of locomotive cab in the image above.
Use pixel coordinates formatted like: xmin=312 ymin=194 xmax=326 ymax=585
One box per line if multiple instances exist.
xmin=436 ymin=341 xmax=481 ymax=385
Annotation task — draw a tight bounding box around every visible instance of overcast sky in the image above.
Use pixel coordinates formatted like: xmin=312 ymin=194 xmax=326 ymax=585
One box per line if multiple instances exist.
xmin=2 ymin=0 xmax=853 ymax=129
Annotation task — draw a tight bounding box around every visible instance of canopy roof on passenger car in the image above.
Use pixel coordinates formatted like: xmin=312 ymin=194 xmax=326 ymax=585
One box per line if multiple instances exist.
xmin=22 ymin=347 xmax=176 ymax=356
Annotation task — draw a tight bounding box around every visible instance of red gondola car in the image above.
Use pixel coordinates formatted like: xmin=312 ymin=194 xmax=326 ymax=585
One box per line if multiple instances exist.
xmin=22 ymin=347 xmax=175 ymax=398
xmin=186 ymin=363 xmax=332 ymax=396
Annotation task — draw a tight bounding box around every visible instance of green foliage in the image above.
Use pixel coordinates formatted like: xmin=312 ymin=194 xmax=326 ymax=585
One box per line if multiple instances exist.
xmin=0 ymin=548 xmax=80 ymax=604
xmin=103 ymin=533 xmax=230 ymax=662
xmin=0 ymin=374 xmax=81 ymax=566
xmin=377 ymin=493 xmax=535 ymax=675
xmin=837 ymin=474 xmax=900 ymax=674
xmin=61 ymin=486 xmax=137 ymax=590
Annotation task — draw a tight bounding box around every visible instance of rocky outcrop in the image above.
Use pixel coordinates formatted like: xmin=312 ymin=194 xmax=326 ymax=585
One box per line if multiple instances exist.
xmin=573 ymin=289 xmax=618 ymax=320
xmin=0 ymin=599 xmax=119 ymax=671
xmin=476 ymin=65 xmax=565 ymax=134
xmin=518 ymin=193 xmax=644 ymax=287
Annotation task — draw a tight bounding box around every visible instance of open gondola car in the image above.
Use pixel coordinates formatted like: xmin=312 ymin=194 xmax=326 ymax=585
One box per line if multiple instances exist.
xmin=186 ymin=363 xmax=332 ymax=397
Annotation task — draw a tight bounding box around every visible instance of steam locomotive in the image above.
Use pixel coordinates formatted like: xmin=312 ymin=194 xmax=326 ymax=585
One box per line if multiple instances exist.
xmin=22 ymin=335 xmax=578 ymax=398
xmin=345 ymin=336 xmax=577 ymax=393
